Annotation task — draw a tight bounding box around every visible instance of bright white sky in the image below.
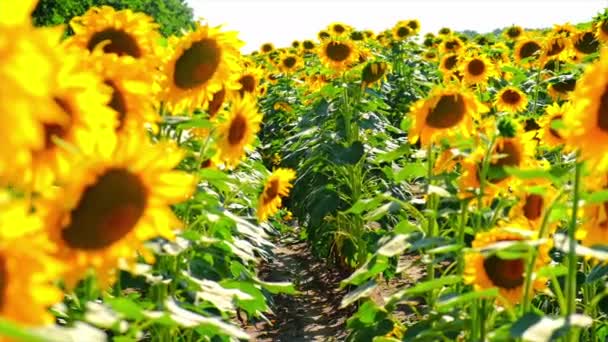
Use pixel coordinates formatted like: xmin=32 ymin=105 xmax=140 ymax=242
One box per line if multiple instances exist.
xmin=188 ymin=1 xmax=608 ymax=53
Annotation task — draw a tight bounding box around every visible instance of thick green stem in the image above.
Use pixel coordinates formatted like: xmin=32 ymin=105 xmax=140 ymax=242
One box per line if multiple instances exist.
xmin=566 ymin=159 xmax=582 ymax=341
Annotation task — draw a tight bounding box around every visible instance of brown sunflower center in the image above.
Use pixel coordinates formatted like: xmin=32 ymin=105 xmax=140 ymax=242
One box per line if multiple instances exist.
xmin=574 ymin=32 xmax=600 ymax=54
xmin=282 ymin=57 xmax=296 ymax=69
xmin=443 ymin=55 xmax=458 ymax=70
xmin=261 ymin=44 xmax=273 ymax=53
xmin=407 ymin=21 xmax=419 ymax=30
xmin=467 ymin=59 xmax=485 ymax=76
xmin=507 ymin=27 xmax=521 ymax=38
xmin=362 ymin=62 xmax=386 ymax=84
xmin=173 ymin=39 xmax=221 ymax=90
xmin=551 ymin=78 xmax=576 ymax=93
xmin=303 ymin=40 xmax=315 ymax=49
xmin=519 ymin=41 xmax=541 ymax=60
xmin=61 ymin=168 xmax=147 ymax=250
xmin=523 ymin=194 xmax=544 ymax=220
xmin=547 ymin=39 xmax=565 ymax=57
xmin=350 ymin=31 xmax=364 ymax=41
xmin=207 ymin=87 xmax=226 ymax=118
xmin=483 ymin=255 xmax=525 ymax=289
xmin=228 ymin=113 xmax=248 ymax=145
xmin=263 ymin=179 xmax=280 ymax=204
xmin=319 ymin=31 xmax=330 ymax=39
xmin=486 ymin=140 xmax=521 ymax=183
xmin=425 ymin=94 xmax=466 ymax=128
xmin=397 ymin=26 xmax=411 ymax=38
xmin=87 ymin=28 xmax=142 ymax=58
xmin=104 ymin=80 xmax=127 ymax=130
xmin=596 ymin=85 xmax=608 ymax=132
xmin=326 ymin=42 xmax=352 ymax=62
xmin=445 ymin=40 xmax=459 ymax=50
xmin=549 ymin=115 xmax=564 ymax=139
xmin=333 ymin=24 xmax=346 ymax=34
xmin=238 ymin=75 xmax=256 ymax=96
xmin=501 ymin=89 xmax=522 ymax=105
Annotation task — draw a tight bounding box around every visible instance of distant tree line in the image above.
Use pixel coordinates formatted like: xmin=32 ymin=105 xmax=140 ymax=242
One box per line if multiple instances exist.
xmin=32 ymin=0 xmax=196 ymax=36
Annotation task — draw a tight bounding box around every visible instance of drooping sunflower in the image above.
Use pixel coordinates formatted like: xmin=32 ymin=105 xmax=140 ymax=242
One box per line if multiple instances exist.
xmin=563 ymin=48 xmax=608 ymax=170
xmin=89 ymin=53 xmax=159 ymax=135
xmin=204 ymin=86 xmax=228 ymax=119
xmin=361 ymin=61 xmax=388 ymax=88
xmin=68 ymin=6 xmax=160 ymax=66
xmin=215 ymin=95 xmax=263 ymax=168
xmin=162 ymin=23 xmax=243 ymax=112
xmin=464 ymin=227 xmax=549 ymax=306
xmin=572 ymin=30 xmax=600 ymax=57
xmin=318 ymin=37 xmax=359 ymax=71
xmin=409 ymin=84 xmax=489 ymax=147
xmin=514 ymin=37 xmax=543 ymax=67
xmin=439 ymin=53 xmax=460 ymax=80
xmin=503 ymin=25 xmax=523 ymax=40
xmin=0 ymin=196 xmax=63 ymax=326
xmin=42 ymin=134 xmax=195 ymax=288
xmin=460 ymin=53 xmax=495 ymax=85
xmin=542 ymin=34 xmax=572 ymax=61
xmin=552 ymin=23 xmax=576 ymax=38
xmin=257 ymin=168 xmax=296 ymax=222
xmin=24 ymin=48 xmax=118 ymax=191
xmin=277 ymin=53 xmax=302 ymax=74
xmin=538 ymin=102 xmax=570 ymax=148
xmin=494 ymin=86 xmax=528 ymax=113
xmin=547 ymin=76 xmax=577 ymax=100
xmin=509 ymin=178 xmax=558 ymax=232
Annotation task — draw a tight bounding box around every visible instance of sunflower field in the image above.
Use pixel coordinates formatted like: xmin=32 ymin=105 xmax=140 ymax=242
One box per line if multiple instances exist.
xmin=4 ymin=0 xmax=608 ymax=341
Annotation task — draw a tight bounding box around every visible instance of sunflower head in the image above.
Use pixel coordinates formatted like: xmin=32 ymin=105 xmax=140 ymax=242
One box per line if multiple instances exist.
xmin=318 ymin=37 xmax=359 ymax=71
xmin=260 ymin=42 xmax=274 ymax=54
xmin=438 ymin=27 xmax=452 ymax=35
xmin=257 ymin=168 xmax=296 ymax=222
xmin=439 ymin=53 xmax=460 ymax=76
xmin=494 ymin=86 xmax=528 ymax=113
xmin=464 ymin=227 xmax=549 ymax=306
xmin=514 ymin=37 xmax=543 ymax=67
xmin=392 ymin=21 xmax=413 ymax=40
xmin=409 ymin=84 xmax=489 ymax=147
xmin=318 ymin=30 xmax=331 ymax=40
xmin=361 ymin=61 xmax=388 ymax=87
xmin=504 ymin=25 xmax=523 ymax=40
xmin=439 ymin=35 xmax=464 ymax=54
xmin=302 ymin=40 xmax=316 ymax=50
xmin=291 ymin=40 xmax=300 ymax=49
xmin=277 ymin=53 xmax=302 ymax=74
xmin=215 ymin=95 xmax=263 ymax=168
xmin=162 ymin=23 xmax=243 ymax=112
xmin=460 ymin=53 xmax=495 ymax=85
xmin=237 ymin=66 xmax=264 ymax=98
xmin=573 ymin=30 xmax=600 ymax=56
xmin=538 ymin=102 xmax=569 ymax=148
xmin=547 ymin=76 xmax=577 ymax=100
xmin=423 ymin=50 xmax=438 ymax=62
xmin=328 ymin=22 xmax=351 ymax=36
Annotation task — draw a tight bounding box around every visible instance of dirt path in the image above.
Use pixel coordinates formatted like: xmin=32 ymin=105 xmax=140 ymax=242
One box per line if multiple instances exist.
xmin=246 ymin=235 xmax=353 ymax=342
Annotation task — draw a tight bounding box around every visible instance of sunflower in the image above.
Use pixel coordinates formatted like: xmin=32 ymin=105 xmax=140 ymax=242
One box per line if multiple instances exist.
xmin=318 ymin=30 xmax=331 ymax=41
xmin=204 ymin=86 xmax=228 ymax=119
xmin=237 ymin=65 xmax=264 ymax=97
xmin=406 ymin=19 xmax=421 ymax=34
xmin=542 ymin=34 xmax=572 ymax=61
xmin=537 ymin=102 xmax=570 ymax=148
xmin=494 ymin=87 xmax=528 ymax=113
xmin=572 ymin=30 xmax=600 ymax=57
xmin=439 ymin=53 xmax=460 ymax=79
xmin=260 ymin=42 xmax=274 ymax=54
xmin=89 ymin=53 xmax=159 ymax=135
xmin=41 ymin=134 xmax=195 ymax=288
xmin=409 ymin=85 xmax=488 ymax=147
xmin=350 ymin=31 xmax=365 ymax=41
xmin=460 ymin=54 xmax=495 ymax=85
xmin=278 ymin=53 xmax=302 ymax=74
xmin=162 ymin=23 xmax=243 ymax=112
xmin=439 ymin=35 xmax=463 ymax=55
xmin=302 ymin=40 xmax=316 ymax=51
xmin=596 ymin=18 xmax=608 ymax=43
xmin=423 ymin=50 xmax=438 ymax=62
xmin=510 ymin=178 xmax=558 ymax=231
xmin=23 ymin=48 xmax=118 ymax=191
xmin=563 ymin=48 xmax=608 ymax=170
xmin=576 ymin=174 xmax=608 ymax=248
xmin=464 ymin=227 xmax=549 ymax=306
xmin=328 ymin=22 xmax=351 ymax=36
xmin=318 ymin=37 xmax=359 ymax=71
xmin=514 ymin=37 xmax=543 ymax=67
xmin=361 ymin=61 xmax=388 ymax=88
xmin=552 ymin=23 xmax=576 ymax=38
xmin=68 ymin=6 xmax=160 ymax=65
xmin=392 ymin=21 xmax=413 ymax=40
xmin=0 ymin=195 xmax=64 ymax=326
xmin=257 ymin=168 xmax=296 ymax=222
xmin=438 ymin=27 xmax=452 ymax=35
xmin=215 ymin=95 xmax=263 ymax=168
xmin=547 ymin=76 xmax=576 ymax=100
xmin=0 ymin=20 xmax=70 ymax=184
xmin=503 ymin=25 xmax=523 ymax=40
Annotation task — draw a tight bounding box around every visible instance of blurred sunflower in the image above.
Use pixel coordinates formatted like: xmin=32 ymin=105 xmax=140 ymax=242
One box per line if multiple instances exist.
xmin=278 ymin=53 xmax=302 ymax=74
xmin=406 ymin=19 xmax=421 ymax=34
xmin=510 ymin=178 xmax=558 ymax=232
xmin=361 ymin=61 xmax=388 ymax=88
xmin=514 ymin=37 xmax=543 ymax=67
xmin=350 ymin=31 xmax=365 ymax=41
xmin=460 ymin=54 xmax=495 ymax=85
xmin=552 ymin=23 xmax=576 ymax=38
xmin=68 ymin=6 xmax=160 ymax=64
xmin=547 ymin=76 xmax=576 ymax=100
xmin=257 ymin=168 xmax=296 ymax=222
xmin=392 ymin=21 xmax=413 ymax=40
xmin=0 ymin=196 xmax=63 ymax=326
xmin=409 ymin=85 xmax=488 ymax=147
xmin=302 ymin=40 xmax=316 ymax=51
xmin=538 ymin=102 xmax=570 ymax=148
xmin=318 ymin=30 xmax=331 ymax=40
xmin=162 ymin=23 xmax=243 ymax=112
xmin=237 ymin=65 xmax=264 ymax=97
xmin=423 ymin=50 xmax=438 ymax=62
xmin=503 ymin=25 xmax=523 ymax=40
xmin=318 ymin=37 xmax=359 ymax=71
xmin=439 ymin=35 xmax=463 ymax=55
xmin=291 ymin=40 xmax=300 ymax=49
xmin=563 ymin=48 xmax=608 ymax=170
xmin=205 ymin=87 xmax=228 ymax=119
xmin=464 ymin=227 xmax=549 ymax=306
xmin=328 ymin=22 xmax=351 ymax=36
xmin=439 ymin=53 xmax=460 ymax=80
xmin=42 ymin=135 xmax=195 ymax=288
xmin=438 ymin=27 xmax=452 ymax=35
xmin=543 ymin=34 xmax=572 ymax=61
xmin=494 ymin=86 xmax=528 ymax=113
xmin=577 ymin=175 xmax=608 ymax=248
xmin=215 ymin=95 xmax=263 ymax=168
xmin=596 ymin=18 xmax=608 ymax=43
xmin=260 ymin=42 xmax=274 ymax=54
xmin=572 ymin=30 xmax=600 ymax=57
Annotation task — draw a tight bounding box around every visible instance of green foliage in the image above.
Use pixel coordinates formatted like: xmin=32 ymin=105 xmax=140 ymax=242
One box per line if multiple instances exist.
xmin=32 ymin=0 xmax=195 ymax=36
